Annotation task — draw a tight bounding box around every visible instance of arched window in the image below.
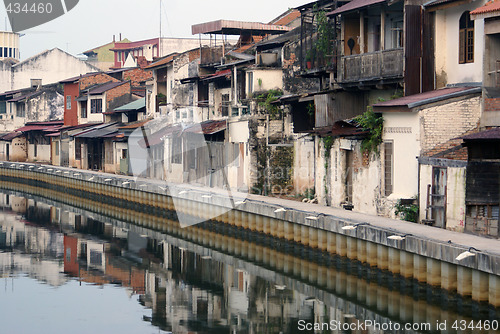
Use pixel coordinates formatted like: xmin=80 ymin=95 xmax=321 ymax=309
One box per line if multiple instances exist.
xmin=459 ymin=11 xmax=474 ymax=63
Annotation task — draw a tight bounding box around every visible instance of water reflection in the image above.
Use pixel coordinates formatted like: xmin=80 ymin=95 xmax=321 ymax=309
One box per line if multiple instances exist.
xmin=0 ymin=191 xmax=498 ymax=334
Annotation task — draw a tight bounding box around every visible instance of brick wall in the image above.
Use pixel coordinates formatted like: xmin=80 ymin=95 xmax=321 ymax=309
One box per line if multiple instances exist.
xmin=485 ymin=97 xmax=500 ymax=111
xmin=80 ymin=73 xmax=119 ymax=91
xmin=106 ymin=81 xmax=131 ymax=109
xmin=421 ymin=95 xmax=481 ymax=154
xmin=123 ymin=68 xmax=153 ymax=86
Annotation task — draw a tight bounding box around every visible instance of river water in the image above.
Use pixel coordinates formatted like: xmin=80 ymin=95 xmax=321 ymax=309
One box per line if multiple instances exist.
xmin=0 ymin=190 xmax=498 ymax=334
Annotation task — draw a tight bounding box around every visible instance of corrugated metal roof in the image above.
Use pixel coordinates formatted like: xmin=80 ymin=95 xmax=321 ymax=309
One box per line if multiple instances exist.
xmin=0 ymin=132 xmax=23 ymax=141
xmin=119 ymin=119 xmax=151 ymax=129
xmin=372 ymin=87 xmax=481 ymax=111
xmin=461 ymin=128 xmax=500 ymax=140
xmin=59 ymin=72 xmax=101 ymax=84
xmin=114 ymin=98 xmax=146 ymax=112
xmin=75 ymin=123 xmax=121 ymax=138
xmin=15 ymin=121 xmax=64 ymax=132
xmin=192 ymin=20 xmax=292 ymax=35
xmin=328 ymin=0 xmax=386 ymax=15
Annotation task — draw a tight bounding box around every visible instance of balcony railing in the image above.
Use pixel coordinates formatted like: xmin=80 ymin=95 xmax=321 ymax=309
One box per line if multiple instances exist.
xmin=339 ymin=48 xmax=403 ymax=83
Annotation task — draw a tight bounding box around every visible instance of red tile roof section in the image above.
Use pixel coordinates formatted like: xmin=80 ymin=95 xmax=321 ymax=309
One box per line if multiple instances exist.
xmin=470 ymin=0 xmax=500 ymax=15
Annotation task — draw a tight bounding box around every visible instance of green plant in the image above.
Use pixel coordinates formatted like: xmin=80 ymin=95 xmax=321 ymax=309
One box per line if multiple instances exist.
xmin=395 ymin=199 xmax=419 ymax=223
xmin=313 ymin=6 xmax=334 ymax=64
xmin=306 ymin=102 xmax=315 ymax=117
xmin=257 ymin=78 xmax=263 ymax=88
xmin=355 ymin=108 xmax=383 ymax=155
xmin=322 ymin=135 xmax=334 ymax=158
xmin=257 ymin=89 xmax=283 ymax=119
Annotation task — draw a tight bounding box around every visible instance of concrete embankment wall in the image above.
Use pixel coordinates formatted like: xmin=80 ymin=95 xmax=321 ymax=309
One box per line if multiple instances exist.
xmin=0 ymin=162 xmax=499 ymax=307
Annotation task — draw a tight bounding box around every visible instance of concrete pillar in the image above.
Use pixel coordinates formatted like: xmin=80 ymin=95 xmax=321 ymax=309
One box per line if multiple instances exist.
xmin=472 ymin=271 xmax=489 ymax=302
xmin=400 ymin=251 xmax=414 ymax=279
xmin=413 ymin=254 xmax=427 ymax=282
xmin=388 ymin=248 xmax=401 ymax=274
xmin=327 ymin=232 xmax=336 ymax=254
xmin=318 ymin=230 xmax=327 ymax=252
xmin=357 ymin=239 xmax=367 ymax=263
xmin=255 ymin=215 xmax=263 ymax=233
xmin=346 ymin=236 xmax=357 ymax=260
xmin=263 ymin=216 xmax=270 ymax=235
xmin=309 ymin=227 xmax=318 ymax=249
xmin=489 ymin=274 xmax=500 ymax=307
xmin=456 ymin=266 xmax=473 ymax=297
xmin=367 ymin=242 xmax=378 ymax=267
xmin=426 ymin=258 xmax=441 ymax=287
xmin=317 ymin=265 xmax=327 ymax=287
xmin=301 ymin=225 xmax=309 ymax=246
xmin=277 ymin=219 xmax=285 ymax=239
xmin=440 ymin=262 xmax=457 ymax=291
xmin=336 ymin=234 xmax=347 ymax=257
xmin=377 ymin=244 xmax=389 ymax=270
xmin=293 ymin=224 xmax=301 ymax=243
xmin=284 ymin=221 xmax=293 ymax=241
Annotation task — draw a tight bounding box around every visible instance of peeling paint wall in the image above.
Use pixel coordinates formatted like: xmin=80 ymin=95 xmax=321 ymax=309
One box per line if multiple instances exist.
xmin=293 ymin=136 xmax=315 ymax=196
xmin=419 ymin=164 xmax=466 ymax=231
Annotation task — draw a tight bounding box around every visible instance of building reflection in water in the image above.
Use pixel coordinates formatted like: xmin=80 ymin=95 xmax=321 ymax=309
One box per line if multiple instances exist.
xmin=0 ymin=192 xmax=497 ymax=334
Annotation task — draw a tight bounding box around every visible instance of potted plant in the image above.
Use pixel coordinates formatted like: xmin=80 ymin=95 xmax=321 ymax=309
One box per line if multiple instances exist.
xmin=306 ymin=49 xmax=315 ymax=69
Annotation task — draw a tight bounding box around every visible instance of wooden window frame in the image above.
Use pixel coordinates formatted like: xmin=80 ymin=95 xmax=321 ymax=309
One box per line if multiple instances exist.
xmin=459 ymin=11 xmax=474 ymax=64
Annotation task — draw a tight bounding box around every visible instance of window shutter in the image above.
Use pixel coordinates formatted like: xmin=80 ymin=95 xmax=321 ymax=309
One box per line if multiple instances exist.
xmin=459 ymin=29 xmax=465 ymax=64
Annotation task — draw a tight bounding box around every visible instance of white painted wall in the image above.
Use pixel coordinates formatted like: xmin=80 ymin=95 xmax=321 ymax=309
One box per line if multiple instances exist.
xmin=382 ymin=112 xmax=420 ymax=199
xmin=434 ymin=1 xmax=486 ymax=87
xmin=246 ymin=69 xmax=283 ymax=95
xmin=11 ymin=48 xmax=99 ymax=91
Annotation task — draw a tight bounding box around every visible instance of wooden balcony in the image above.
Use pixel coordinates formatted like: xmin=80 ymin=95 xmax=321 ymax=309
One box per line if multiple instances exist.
xmin=339 ymin=48 xmax=403 ymax=84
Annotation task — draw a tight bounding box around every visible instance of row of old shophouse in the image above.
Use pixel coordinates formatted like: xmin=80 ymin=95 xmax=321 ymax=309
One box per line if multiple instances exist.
xmin=0 ymin=0 xmax=499 ymax=237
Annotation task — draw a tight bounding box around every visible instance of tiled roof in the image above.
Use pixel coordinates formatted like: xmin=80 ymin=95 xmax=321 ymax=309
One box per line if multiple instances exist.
xmin=470 ymin=0 xmax=500 ymax=17
xmin=270 ymin=9 xmax=300 ymax=26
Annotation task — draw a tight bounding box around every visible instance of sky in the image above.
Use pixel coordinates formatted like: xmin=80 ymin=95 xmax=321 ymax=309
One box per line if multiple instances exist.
xmin=0 ymin=0 xmax=308 ymax=60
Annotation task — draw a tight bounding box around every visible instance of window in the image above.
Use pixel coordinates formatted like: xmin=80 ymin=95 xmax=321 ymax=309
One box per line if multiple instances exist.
xmin=171 ymin=137 xmax=182 ymax=164
xmin=55 ymin=141 xmax=59 ymax=156
xmin=16 ymin=103 xmax=25 ymax=117
xmin=384 ymin=141 xmax=393 ymax=196
xmin=221 ymin=94 xmax=230 ymax=117
xmin=75 ymin=140 xmax=81 ymax=160
xmin=90 ymin=99 xmax=102 ymax=114
xmin=121 ymin=149 xmax=127 ymax=159
xmin=0 ymin=101 xmax=6 ymax=114
xmin=81 ymin=102 xmax=87 ymax=118
xmin=66 ymin=96 xmax=71 ymax=110
xmin=459 ymin=11 xmax=474 ymax=64
xmin=248 ymin=72 xmax=254 ymax=95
